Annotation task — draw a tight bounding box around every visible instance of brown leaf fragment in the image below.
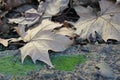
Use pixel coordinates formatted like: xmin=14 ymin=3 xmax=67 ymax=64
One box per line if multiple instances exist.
xmin=4 ymin=0 xmax=32 ymax=10
xmin=8 ymin=5 xmax=41 ymax=27
xmin=51 ymin=7 xmax=80 ymax=23
xmin=0 ymin=24 xmax=9 ymax=34
xmin=0 ymin=38 xmax=10 ymax=47
xmin=14 ymin=25 xmax=27 ymax=38
xmin=44 ymin=0 xmax=69 ymax=17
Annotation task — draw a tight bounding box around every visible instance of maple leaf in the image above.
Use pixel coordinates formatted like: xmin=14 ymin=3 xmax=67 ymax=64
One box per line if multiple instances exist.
xmin=20 ymin=19 xmax=73 ymax=67
xmin=74 ymin=0 xmax=120 ymax=41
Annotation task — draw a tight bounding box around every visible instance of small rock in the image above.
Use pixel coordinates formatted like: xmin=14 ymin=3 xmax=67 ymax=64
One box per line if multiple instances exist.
xmin=95 ymin=61 xmax=115 ymax=78
xmin=81 ymin=46 xmax=90 ymax=52
xmin=0 ymin=73 xmax=4 ymax=79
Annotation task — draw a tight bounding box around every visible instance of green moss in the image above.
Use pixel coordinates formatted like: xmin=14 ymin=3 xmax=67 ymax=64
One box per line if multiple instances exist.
xmin=0 ymin=54 xmax=86 ymax=75
xmin=0 ymin=56 xmax=43 ymax=75
xmin=51 ymin=55 xmax=86 ymax=71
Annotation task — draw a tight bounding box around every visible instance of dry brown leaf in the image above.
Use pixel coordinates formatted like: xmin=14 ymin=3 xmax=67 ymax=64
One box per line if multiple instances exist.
xmin=0 ymin=37 xmax=23 ymax=47
xmin=44 ymin=0 xmax=69 ymax=17
xmin=0 ymin=38 xmax=10 ymax=47
xmin=14 ymin=25 xmax=27 ymax=38
xmin=4 ymin=0 xmax=32 ymax=10
xmin=20 ymin=19 xmax=74 ymax=67
xmin=74 ymin=6 xmax=94 ymax=21
xmin=0 ymin=24 xmax=9 ymax=34
xmin=8 ymin=7 xmax=41 ymax=27
xmin=74 ymin=0 xmax=120 ymax=41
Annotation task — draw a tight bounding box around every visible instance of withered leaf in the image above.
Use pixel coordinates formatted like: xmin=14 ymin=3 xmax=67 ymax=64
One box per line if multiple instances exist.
xmin=116 ymin=0 xmax=120 ymax=4
xmin=0 ymin=24 xmax=9 ymax=34
xmin=8 ymin=5 xmax=41 ymax=27
xmin=0 ymin=38 xmax=10 ymax=47
xmin=14 ymin=25 xmax=26 ymax=38
xmin=4 ymin=0 xmax=32 ymax=10
xmin=75 ymin=0 xmax=120 ymax=41
xmin=51 ymin=7 xmax=80 ymax=23
xmin=20 ymin=19 xmax=73 ymax=67
xmin=44 ymin=0 xmax=69 ymax=17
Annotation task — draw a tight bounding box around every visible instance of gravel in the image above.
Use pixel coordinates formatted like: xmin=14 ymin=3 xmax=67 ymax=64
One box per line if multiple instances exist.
xmin=1 ymin=44 xmax=119 ymax=80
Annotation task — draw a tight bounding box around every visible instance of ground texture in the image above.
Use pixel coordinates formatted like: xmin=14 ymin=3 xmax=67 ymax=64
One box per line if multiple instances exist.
xmin=0 ymin=44 xmax=120 ymax=80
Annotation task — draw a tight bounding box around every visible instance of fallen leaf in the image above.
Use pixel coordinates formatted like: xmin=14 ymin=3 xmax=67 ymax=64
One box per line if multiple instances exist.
xmin=14 ymin=25 xmax=27 ymax=38
xmin=74 ymin=6 xmax=94 ymax=21
xmin=0 ymin=38 xmax=10 ymax=47
xmin=44 ymin=0 xmax=69 ymax=17
xmin=20 ymin=19 xmax=73 ymax=67
xmin=51 ymin=7 xmax=80 ymax=23
xmin=37 ymin=1 xmax=49 ymax=16
xmin=4 ymin=0 xmax=32 ymax=10
xmin=0 ymin=37 xmax=23 ymax=47
xmin=116 ymin=0 xmax=120 ymax=4
xmin=74 ymin=0 xmax=120 ymax=41
xmin=0 ymin=0 xmax=5 ymax=9
xmin=0 ymin=24 xmax=9 ymax=34
xmin=8 ymin=5 xmax=41 ymax=27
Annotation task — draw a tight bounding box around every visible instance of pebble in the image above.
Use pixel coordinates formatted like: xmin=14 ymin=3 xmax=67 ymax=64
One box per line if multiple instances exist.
xmin=0 ymin=73 xmax=4 ymax=79
xmin=95 ymin=61 xmax=115 ymax=78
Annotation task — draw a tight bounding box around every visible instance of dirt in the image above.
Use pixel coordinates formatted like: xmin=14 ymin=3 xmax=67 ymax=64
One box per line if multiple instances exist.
xmin=0 ymin=44 xmax=120 ymax=80
xmin=0 ymin=0 xmax=120 ymax=80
